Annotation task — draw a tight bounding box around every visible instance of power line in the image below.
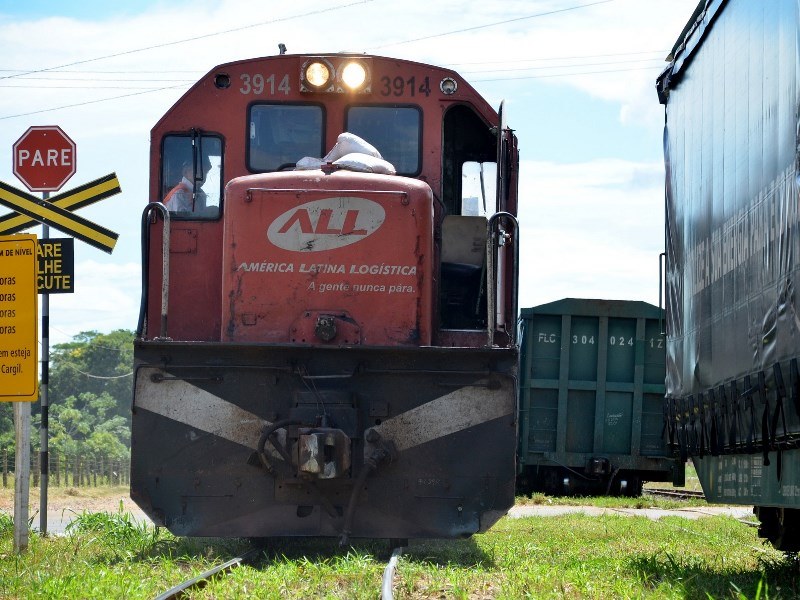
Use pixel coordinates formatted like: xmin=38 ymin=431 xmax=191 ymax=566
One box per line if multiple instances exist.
xmin=472 ymin=64 xmax=667 ymax=82
xmin=1 ymin=50 xmax=667 ymax=76
xmin=0 ymin=55 xmax=666 ymax=84
xmin=0 ymin=57 xmax=664 ymax=88
xmin=0 ymin=85 xmax=186 ymax=121
xmin=369 ymin=0 xmax=618 ymax=49
xmin=0 ymin=0 xmax=376 ymax=81
xmin=0 ymin=0 xmax=650 ymax=120
xmin=4 ymin=76 xmax=196 ymax=82
xmin=46 ymin=326 xmax=133 ymax=352
xmin=0 ymin=84 xmax=184 ymax=90
xmin=446 ymin=50 xmax=669 ymax=66
xmin=0 ymin=68 xmax=204 ymax=74
xmin=0 ymin=63 xmax=666 ymax=120
xmin=461 ymin=57 xmax=666 ymax=75
xmin=63 ymin=363 xmax=133 ymax=380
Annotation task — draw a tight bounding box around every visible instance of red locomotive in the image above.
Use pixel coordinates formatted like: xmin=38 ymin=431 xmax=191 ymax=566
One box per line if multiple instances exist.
xmin=131 ymin=53 xmax=520 ymax=541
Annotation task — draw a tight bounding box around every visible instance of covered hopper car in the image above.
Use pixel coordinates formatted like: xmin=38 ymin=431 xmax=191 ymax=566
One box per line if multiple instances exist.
xmin=658 ymin=0 xmax=800 ymax=550
xmin=516 ymin=298 xmax=680 ymax=497
xmin=130 ymin=52 xmax=520 ymax=543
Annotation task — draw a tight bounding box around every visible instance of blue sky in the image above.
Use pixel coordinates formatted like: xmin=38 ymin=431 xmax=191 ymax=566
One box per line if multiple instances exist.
xmin=0 ymin=0 xmax=699 ymax=345
xmin=0 ymin=0 xmax=163 ymax=19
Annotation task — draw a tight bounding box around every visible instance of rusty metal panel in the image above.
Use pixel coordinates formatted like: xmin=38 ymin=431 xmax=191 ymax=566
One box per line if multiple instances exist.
xmin=220 ymin=171 xmax=434 ymax=346
xmin=169 ymin=227 xmax=197 ymax=254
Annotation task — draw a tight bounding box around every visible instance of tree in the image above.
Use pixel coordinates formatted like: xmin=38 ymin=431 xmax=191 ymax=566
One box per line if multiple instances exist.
xmin=48 ymin=329 xmax=135 ymax=422
xmin=0 ymin=330 xmax=135 ymax=459
xmin=0 ymin=404 xmax=13 ymax=451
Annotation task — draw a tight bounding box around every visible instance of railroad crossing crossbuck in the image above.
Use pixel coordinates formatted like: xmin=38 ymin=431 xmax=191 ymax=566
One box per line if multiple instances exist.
xmin=0 ymin=174 xmax=121 ymax=254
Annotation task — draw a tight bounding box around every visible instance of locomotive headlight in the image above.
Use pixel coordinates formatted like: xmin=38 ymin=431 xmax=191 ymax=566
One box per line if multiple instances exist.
xmin=302 ymin=60 xmax=333 ymax=90
xmin=301 ymin=57 xmax=370 ymax=93
xmin=341 ymin=61 xmax=367 ymax=90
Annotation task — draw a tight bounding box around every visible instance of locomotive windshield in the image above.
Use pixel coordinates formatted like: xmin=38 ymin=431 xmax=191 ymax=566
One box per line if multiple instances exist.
xmin=346 ymin=105 xmax=421 ymax=175
xmin=248 ymin=104 xmax=324 ymax=171
xmin=160 ymin=134 xmax=222 ymax=219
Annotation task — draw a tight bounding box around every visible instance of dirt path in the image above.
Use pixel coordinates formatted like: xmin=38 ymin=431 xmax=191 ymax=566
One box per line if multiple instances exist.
xmin=0 ymin=486 xmax=135 ymax=515
xmin=508 ymin=504 xmax=754 ymax=520
xmin=0 ymin=487 xmax=756 ymax=528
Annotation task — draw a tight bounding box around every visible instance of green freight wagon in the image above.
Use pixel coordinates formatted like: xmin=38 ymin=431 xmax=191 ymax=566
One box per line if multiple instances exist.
xmin=517 ymin=298 xmax=681 ymax=496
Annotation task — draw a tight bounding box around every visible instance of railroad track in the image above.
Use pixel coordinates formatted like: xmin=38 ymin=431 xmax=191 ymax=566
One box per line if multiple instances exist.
xmin=153 ymin=542 xmax=406 ymax=600
xmin=644 ymin=487 xmax=706 ymax=500
xmin=154 ymin=549 xmax=260 ymax=600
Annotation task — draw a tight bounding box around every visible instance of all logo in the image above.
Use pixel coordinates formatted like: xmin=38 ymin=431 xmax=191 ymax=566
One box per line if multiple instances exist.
xmin=267 ymin=197 xmax=385 ymax=252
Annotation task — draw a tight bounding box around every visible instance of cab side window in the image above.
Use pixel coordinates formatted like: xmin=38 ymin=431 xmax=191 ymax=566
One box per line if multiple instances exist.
xmin=161 ymin=134 xmax=223 ymax=219
xmin=442 ymin=104 xmax=495 ymax=216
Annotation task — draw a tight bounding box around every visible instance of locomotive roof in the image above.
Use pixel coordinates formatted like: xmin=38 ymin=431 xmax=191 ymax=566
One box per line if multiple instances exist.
xmin=200 ymin=53 xmax=480 ymax=98
xmin=153 ymin=52 xmax=497 ymax=133
xmin=211 ymin=52 xmax=461 ymax=75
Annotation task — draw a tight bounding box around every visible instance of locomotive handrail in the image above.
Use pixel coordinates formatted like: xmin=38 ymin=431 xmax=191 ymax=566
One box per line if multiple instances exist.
xmin=486 ymin=211 xmax=520 ymax=346
xmin=137 ymin=203 xmax=171 ymax=340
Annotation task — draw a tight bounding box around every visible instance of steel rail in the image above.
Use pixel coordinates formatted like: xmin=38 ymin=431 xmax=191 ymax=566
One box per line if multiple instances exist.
xmin=381 ymin=545 xmax=404 ymax=600
xmin=154 ymin=550 xmax=259 ymax=600
xmin=154 ymin=543 xmax=405 ymax=599
xmin=153 ymin=541 xmax=409 ymax=599
xmin=644 ymin=487 xmax=706 ymax=500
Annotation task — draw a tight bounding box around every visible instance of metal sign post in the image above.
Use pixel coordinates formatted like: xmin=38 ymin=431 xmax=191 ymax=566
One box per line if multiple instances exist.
xmin=10 ymin=126 xmax=73 ymax=544
xmin=40 ymin=214 xmax=49 ymax=537
xmin=0 ymin=234 xmax=38 ymax=553
xmin=13 ymin=402 xmax=30 ymax=552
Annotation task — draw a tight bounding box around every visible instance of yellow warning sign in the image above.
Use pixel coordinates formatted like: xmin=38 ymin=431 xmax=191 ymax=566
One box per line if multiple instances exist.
xmin=0 ymin=234 xmax=38 ymax=402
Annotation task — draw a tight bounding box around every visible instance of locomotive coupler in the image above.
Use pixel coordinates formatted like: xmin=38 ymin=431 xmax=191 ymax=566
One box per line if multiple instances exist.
xmin=256 ymin=417 xmax=353 ymax=481
xmin=297 ymin=427 xmax=351 ymax=479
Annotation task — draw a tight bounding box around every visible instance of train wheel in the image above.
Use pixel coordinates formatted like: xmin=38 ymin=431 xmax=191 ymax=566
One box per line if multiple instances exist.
xmin=755 ymin=507 xmax=800 ymax=552
xmin=624 ymin=478 xmax=643 ymax=497
xmin=540 ymin=468 xmax=562 ymax=495
xmin=515 ymin=473 xmax=533 ymax=496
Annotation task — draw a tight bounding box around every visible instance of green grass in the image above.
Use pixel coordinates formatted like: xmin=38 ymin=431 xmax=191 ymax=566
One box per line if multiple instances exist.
xmin=515 ymin=492 xmax=711 ymax=510
xmin=515 ymin=463 xmax=710 ymax=510
xmin=0 ymin=507 xmax=797 ymax=599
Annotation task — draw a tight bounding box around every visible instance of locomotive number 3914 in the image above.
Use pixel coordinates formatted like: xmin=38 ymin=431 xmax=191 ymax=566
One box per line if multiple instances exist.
xmin=239 ymin=73 xmax=291 ymax=95
xmin=379 ymin=75 xmax=431 ymax=97
xmin=237 ymin=73 xmax=434 ymax=98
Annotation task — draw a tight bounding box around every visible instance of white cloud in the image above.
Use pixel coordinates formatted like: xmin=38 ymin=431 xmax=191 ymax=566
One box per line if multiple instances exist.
xmin=0 ymin=0 xmax=699 ymax=342
xmin=518 ymin=158 xmax=665 ymax=309
xmin=45 ymin=261 xmax=140 ymax=346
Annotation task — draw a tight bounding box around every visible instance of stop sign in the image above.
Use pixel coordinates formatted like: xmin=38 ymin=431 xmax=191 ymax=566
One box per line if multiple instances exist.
xmin=12 ymin=126 xmax=76 ymax=192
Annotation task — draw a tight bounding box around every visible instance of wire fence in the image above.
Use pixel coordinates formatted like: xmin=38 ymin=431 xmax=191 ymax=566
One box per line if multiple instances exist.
xmin=0 ymin=449 xmax=130 ymax=488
